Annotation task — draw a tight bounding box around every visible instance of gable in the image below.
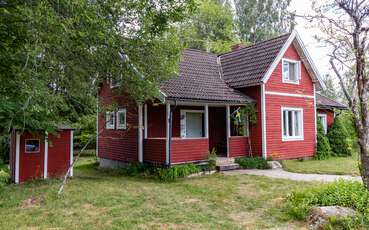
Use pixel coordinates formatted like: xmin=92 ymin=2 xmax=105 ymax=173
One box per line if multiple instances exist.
xmin=265 ymin=43 xmax=314 ymax=95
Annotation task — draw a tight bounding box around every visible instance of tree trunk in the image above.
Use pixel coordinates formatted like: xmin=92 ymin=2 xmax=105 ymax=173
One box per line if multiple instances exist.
xmin=359 ymin=135 xmax=369 ymax=189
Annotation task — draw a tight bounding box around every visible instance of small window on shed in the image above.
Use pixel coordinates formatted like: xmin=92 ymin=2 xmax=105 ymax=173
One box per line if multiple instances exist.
xmin=106 ymin=111 xmax=115 ymax=129
xmin=116 ymin=109 xmax=127 ymax=129
xmin=25 ymin=139 xmax=40 ymax=153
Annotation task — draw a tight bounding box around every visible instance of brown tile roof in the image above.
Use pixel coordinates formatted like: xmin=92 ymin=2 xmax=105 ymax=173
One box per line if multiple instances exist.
xmin=219 ymin=33 xmax=291 ymax=88
xmin=316 ymin=93 xmax=347 ymax=109
xmin=160 ymin=49 xmax=254 ymax=103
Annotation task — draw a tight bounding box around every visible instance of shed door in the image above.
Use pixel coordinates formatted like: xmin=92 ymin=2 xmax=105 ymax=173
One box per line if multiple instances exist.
xmin=186 ymin=112 xmax=204 ymax=138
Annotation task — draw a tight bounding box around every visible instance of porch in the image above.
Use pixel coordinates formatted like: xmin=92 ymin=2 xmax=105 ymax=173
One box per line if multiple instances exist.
xmin=139 ymin=102 xmax=252 ymax=165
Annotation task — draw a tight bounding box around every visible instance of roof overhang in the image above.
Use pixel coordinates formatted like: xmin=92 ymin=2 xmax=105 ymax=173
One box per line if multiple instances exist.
xmin=261 ymin=30 xmax=326 ymax=90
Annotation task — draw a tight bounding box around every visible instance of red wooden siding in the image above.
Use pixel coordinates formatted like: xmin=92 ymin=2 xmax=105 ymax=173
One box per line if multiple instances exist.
xmin=228 ymin=136 xmax=249 ymax=157
xmin=143 ymin=138 xmax=166 ymax=163
xmin=317 ymin=109 xmax=335 ymax=127
xmin=98 ymin=81 xmax=138 ymax=162
xmin=265 ymin=44 xmax=314 ymax=95
xmin=265 ymin=95 xmax=315 ymax=160
xmin=48 ymin=131 xmax=71 ymax=177
xmin=19 ymin=133 xmax=45 ymax=183
xmin=171 ymin=138 xmax=209 ymax=163
xmin=241 ymin=85 xmax=262 ymax=157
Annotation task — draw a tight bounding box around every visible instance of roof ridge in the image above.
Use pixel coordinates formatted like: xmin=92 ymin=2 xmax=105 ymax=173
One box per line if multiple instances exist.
xmin=218 ymin=32 xmax=292 ymax=57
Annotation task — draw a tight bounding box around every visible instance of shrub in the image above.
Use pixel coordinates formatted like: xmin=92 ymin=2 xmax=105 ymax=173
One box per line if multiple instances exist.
xmin=315 ymin=121 xmax=332 ymax=160
xmin=327 ymin=116 xmax=352 ymax=156
xmin=0 ymin=135 xmax=10 ymax=163
xmin=0 ymin=169 xmax=9 ymax=187
xmin=207 ymin=148 xmax=217 ymax=171
xmin=74 ymin=114 xmax=96 ymax=149
xmin=285 ymin=180 xmax=369 ymax=228
xmin=117 ymin=162 xmax=150 ymax=177
xmin=235 ymin=157 xmax=270 ymax=169
xmin=155 ymin=164 xmax=200 ymax=182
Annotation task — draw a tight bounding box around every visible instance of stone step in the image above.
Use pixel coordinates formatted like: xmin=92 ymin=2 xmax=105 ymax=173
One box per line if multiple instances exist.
xmin=216 ymin=163 xmax=240 ymax=171
xmin=216 ymin=157 xmax=235 ymax=165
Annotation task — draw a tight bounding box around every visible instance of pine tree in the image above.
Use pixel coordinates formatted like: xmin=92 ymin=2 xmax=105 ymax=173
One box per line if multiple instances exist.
xmin=327 ymin=116 xmax=352 ymax=156
xmin=315 ymin=121 xmax=332 ymax=160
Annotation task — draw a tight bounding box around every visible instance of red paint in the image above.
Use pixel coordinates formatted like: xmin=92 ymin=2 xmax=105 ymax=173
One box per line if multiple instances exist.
xmin=10 ymin=129 xmax=72 ymax=183
xmin=19 ymin=133 xmax=45 ymax=183
xmin=98 ymin=81 xmax=138 ymax=162
xmin=317 ymin=109 xmax=335 ymax=127
xmin=143 ymin=138 xmax=166 ymax=163
xmin=171 ymin=138 xmax=209 ymax=163
xmin=48 ymin=131 xmax=71 ymax=177
xmin=228 ymin=136 xmax=250 ymax=157
xmin=241 ymin=85 xmax=262 ymax=157
xmin=265 ymin=45 xmax=314 ymax=95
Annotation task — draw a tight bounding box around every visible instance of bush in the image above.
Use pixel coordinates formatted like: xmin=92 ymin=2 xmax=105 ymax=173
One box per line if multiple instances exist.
xmin=74 ymin=114 xmax=96 ymax=149
xmin=285 ymin=180 xmax=369 ymax=228
xmin=117 ymin=162 xmax=151 ymax=177
xmin=0 ymin=169 xmax=9 ymax=187
xmin=155 ymin=164 xmax=200 ymax=182
xmin=207 ymin=148 xmax=217 ymax=171
xmin=0 ymin=135 xmax=10 ymax=163
xmin=328 ymin=116 xmax=352 ymax=156
xmin=235 ymin=157 xmax=270 ymax=169
xmin=315 ymin=121 xmax=332 ymax=160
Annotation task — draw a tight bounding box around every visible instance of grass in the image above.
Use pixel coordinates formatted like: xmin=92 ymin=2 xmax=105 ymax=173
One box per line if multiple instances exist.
xmin=282 ymin=152 xmax=360 ymax=176
xmin=0 ymin=156 xmax=314 ymax=229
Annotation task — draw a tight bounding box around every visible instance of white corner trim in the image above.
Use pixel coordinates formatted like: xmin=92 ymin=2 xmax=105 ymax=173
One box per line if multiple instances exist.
xmin=226 ymin=105 xmax=230 ymax=158
xmin=138 ymin=104 xmax=143 ymax=163
xmin=165 ymin=103 xmax=170 ymax=165
xmin=313 ymin=84 xmax=317 ymax=145
xmin=70 ymin=131 xmax=74 ymax=177
xmin=261 ymin=84 xmax=267 ymax=159
xmin=265 ymin=91 xmax=314 ymax=99
xmin=15 ymin=133 xmax=20 ymax=184
xmin=144 ymin=104 xmax=148 ymax=139
xmin=44 ymin=133 xmax=48 ymax=179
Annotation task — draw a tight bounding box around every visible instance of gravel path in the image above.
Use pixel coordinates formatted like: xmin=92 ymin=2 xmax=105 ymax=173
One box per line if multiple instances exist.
xmin=222 ymin=168 xmax=361 ymax=183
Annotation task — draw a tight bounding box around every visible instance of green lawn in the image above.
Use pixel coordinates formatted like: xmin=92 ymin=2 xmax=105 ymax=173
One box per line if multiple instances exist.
xmin=0 ymin=157 xmax=313 ymax=229
xmin=282 ymin=153 xmax=360 ymax=176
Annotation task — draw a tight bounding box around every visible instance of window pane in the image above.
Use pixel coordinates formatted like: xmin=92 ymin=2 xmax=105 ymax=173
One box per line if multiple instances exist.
xmin=294 ymin=111 xmax=300 ymax=136
xmin=287 ymin=111 xmax=293 ymax=136
xmin=119 ymin=112 xmax=125 ymax=124
xmin=283 ymin=62 xmax=289 ymax=79
xmin=289 ymin=62 xmax=296 ymax=81
xmin=283 ymin=111 xmax=288 ymax=136
xmin=25 ymin=140 xmax=40 ymax=152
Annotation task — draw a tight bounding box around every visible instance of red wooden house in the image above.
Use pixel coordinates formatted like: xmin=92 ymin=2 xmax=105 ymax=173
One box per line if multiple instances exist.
xmin=97 ymin=31 xmax=346 ymax=167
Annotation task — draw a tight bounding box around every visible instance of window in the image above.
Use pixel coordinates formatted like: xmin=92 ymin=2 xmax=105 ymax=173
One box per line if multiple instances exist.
xmin=282 ymin=107 xmax=303 ymax=140
xmin=25 ymin=139 xmax=40 ymax=153
xmin=180 ymin=110 xmax=204 ymax=138
xmin=318 ymin=114 xmax=327 ymax=134
xmin=282 ymin=59 xmax=300 ymax=83
xmin=105 ymin=111 xmax=115 ymax=129
xmin=109 ymin=77 xmax=120 ymax=88
xmin=116 ymin=109 xmax=127 ymax=129
xmin=231 ymin=110 xmax=249 ymax=137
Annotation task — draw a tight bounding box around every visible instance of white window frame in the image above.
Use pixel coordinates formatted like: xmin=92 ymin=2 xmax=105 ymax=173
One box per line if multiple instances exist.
xmin=116 ymin=108 xmax=127 ymax=130
xmin=282 ymin=58 xmax=301 ymax=84
xmin=109 ymin=78 xmax=120 ymax=88
xmin=105 ymin=111 xmax=115 ymax=129
xmin=25 ymin=139 xmax=40 ymax=153
xmin=318 ymin=113 xmax=328 ymax=134
xmin=281 ymin=107 xmax=304 ymax=141
xmin=180 ymin=110 xmax=204 ymax=138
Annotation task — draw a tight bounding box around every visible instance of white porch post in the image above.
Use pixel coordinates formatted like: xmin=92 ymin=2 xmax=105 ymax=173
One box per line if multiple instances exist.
xmin=226 ymin=105 xmax=231 ymax=158
xmin=165 ymin=103 xmax=170 ymax=165
xmin=144 ymin=104 xmax=148 ymax=139
xmin=204 ymin=104 xmax=209 ymax=138
xmin=138 ymin=104 xmax=143 ymax=163
xmin=70 ymin=130 xmax=74 ymax=177
xmin=44 ymin=133 xmax=48 ymax=179
xmin=15 ymin=132 xmax=20 ymax=184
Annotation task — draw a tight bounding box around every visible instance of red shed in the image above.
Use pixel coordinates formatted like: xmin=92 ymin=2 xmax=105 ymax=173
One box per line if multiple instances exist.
xmin=9 ymin=126 xmax=74 ymax=184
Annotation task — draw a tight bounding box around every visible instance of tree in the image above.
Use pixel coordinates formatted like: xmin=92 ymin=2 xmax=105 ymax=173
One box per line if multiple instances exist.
xmin=0 ymin=0 xmax=195 ymax=136
xmin=178 ymin=0 xmax=237 ymax=53
xmin=310 ymin=0 xmax=369 ymax=188
xmin=316 ymin=121 xmax=332 ymax=160
xmin=327 ymin=116 xmax=352 ymax=156
xmin=321 ymin=74 xmax=340 ymax=100
xmin=234 ymin=0 xmax=294 ymax=43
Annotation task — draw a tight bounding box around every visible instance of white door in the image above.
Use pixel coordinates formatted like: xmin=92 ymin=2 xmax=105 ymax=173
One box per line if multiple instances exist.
xmin=186 ymin=112 xmax=203 ymax=137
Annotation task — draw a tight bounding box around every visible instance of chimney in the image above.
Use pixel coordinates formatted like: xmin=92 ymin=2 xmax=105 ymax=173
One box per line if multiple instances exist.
xmin=231 ymin=43 xmax=246 ymax=51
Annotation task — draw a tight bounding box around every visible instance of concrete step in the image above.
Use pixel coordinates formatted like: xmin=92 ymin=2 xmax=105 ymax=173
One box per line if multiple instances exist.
xmin=216 ymin=163 xmax=240 ymax=171
xmin=216 ymin=157 xmax=235 ymax=165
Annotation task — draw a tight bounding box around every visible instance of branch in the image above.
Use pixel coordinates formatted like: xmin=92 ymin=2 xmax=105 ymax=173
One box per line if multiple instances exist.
xmin=330 ymin=58 xmax=353 ymax=106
